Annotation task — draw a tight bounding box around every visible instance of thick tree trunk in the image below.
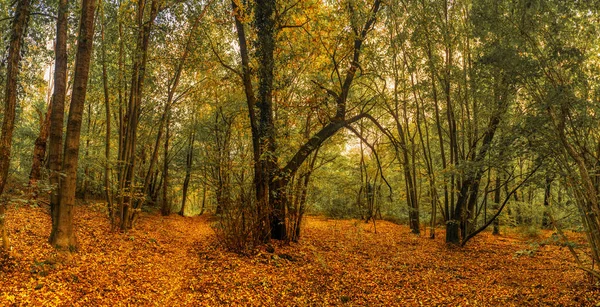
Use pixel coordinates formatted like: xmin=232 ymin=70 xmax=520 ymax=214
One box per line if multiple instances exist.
xmin=0 ymin=0 xmax=30 ymax=195
xmin=48 ymin=0 xmax=69 ymax=242
xmin=445 ymin=220 xmax=460 ymax=245
xmin=254 ymin=0 xmax=284 ymax=240
xmin=0 ymin=0 xmax=31 ymax=251
xmin=50 ymin=0 xmax=96 ymax=249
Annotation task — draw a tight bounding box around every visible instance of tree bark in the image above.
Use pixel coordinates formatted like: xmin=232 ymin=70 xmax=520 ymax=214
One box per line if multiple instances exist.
xmin=50 ymin=0 xmax=96 ymax=249
xmin=254 ymin=0 xmax=283 ymax=239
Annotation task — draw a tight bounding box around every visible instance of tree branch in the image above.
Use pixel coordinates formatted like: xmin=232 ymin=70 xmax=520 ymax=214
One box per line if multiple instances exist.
xmin=344 ymin=124 xmax=394 ymax=198
xmin=461 ymin=160 xmax=545 ymax=246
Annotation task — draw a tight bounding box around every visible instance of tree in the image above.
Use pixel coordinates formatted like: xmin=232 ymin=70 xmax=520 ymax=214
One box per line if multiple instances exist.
xmin=231 ymin=0 xmax=383 ymax=241
xmin=49 ymin=0 xmax=97 ymax=249
xmin=116 ymin=0 xmax=160 ymax=230
xmin=0 ymin=0 xmax=32 ymax=251
xmin=47 ymin=0 xmax=69 ymax=240
xmin=179 ymin=124 xmax=195 ymax=216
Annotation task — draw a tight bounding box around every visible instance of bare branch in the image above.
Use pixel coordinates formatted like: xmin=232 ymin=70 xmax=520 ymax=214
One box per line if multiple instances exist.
xmin=344 ymin=123 xmax=394 ymax=198
xmin=209 ymin=42 xmax=242 ymax=78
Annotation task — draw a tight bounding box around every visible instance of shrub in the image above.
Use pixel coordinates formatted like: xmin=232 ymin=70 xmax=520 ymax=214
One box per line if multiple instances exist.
xmin=213 ymin=197 xmax=266 ymax=254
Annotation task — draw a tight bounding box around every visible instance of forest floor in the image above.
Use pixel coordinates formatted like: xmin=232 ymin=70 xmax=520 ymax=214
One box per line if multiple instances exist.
xmin=0 ymin=204 xmax=599 ymax=306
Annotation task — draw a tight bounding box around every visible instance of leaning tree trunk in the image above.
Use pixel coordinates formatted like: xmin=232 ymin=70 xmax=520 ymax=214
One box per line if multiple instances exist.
xmin=0 ymin=0 xmax=31 ymax=251
xmin=29 ymin=61 xmax=55 ymax=187
xmin=50 ymin=0 xmax=96 ymax=249
xmin=231 ymin=0 xmax=265 ymax=239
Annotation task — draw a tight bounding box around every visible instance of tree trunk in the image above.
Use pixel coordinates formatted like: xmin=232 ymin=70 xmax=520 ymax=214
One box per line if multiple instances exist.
xmin=253 ymin=0 xmax=284 ymax=240
xmin=0 ymin=0 xmax=31 ymax=251
xmin=180 ymin=129 xmax=195 ymax=216
xmin=446 ymin=69 xmax=510 ymax=244
xmin=492 ymin=173 xmax=501 ymax=235
xmin=231 ymin=0 xmax=381 ymax=241
xmin=80 ymin=100 xmax=93 ymax=201
xmin=48 ymin=0 xmax=69 ymax=242
xmin=50 ymin=0 xmax=96 ymax=249
xmin=200 ymin=180 xmax=207 ymax=215
xmin=100 ymin=0 xmax=114 ymax=225
xmin=118 ymin=0 xmax=159 ymax=231
xmin=29 ymin=101 xmax=52 ymax=186
xmin=161 ymin=111 xmax=171 ymax=216
xmin=541 ymin=176 xmax=553 ymax=229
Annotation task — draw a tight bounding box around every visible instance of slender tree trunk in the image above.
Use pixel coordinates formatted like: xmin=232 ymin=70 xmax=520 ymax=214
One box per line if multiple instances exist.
xmin=443 ymin=0 xmax=459 ymax=236
xmin=492 ymin=172 xmax=501 ymax=235
xmin=80 ymin=101 xmax=93 ymax=201
xmin=99 ymin=0 xmax=114 ymax=224
xmin=392 ymin=40 xmax=419 ymax=234
xmin=0 ymin=0 xmax=31 ymax=251
xmin=422 ymin=16 xmax=450 ymax=227
xmin=293 ymin=150 xmax=318 ymax=240
xmin=50 ymin=0 xmax=96 ymax=249
xmin=118 ymin=0 xmax=159 ymax=231
xmin=161 ymin=111 xmax=171 ymax=216
xmin=180 ymin=129 xmax=195 ymax=216
xmin=200 ymin=178 xmax=207 ymax=215
xmin=542 ymin=176 xmax=553 ymax=229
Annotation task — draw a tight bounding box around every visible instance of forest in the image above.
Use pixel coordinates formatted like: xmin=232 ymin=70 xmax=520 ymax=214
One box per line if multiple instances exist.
xmin=0 ymin=0 xmax=599 ymax=305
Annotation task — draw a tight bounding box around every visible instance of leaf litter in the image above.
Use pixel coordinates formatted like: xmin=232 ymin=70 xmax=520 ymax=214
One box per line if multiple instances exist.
xmin=0 ymin=205 xmax=598 ymax=306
